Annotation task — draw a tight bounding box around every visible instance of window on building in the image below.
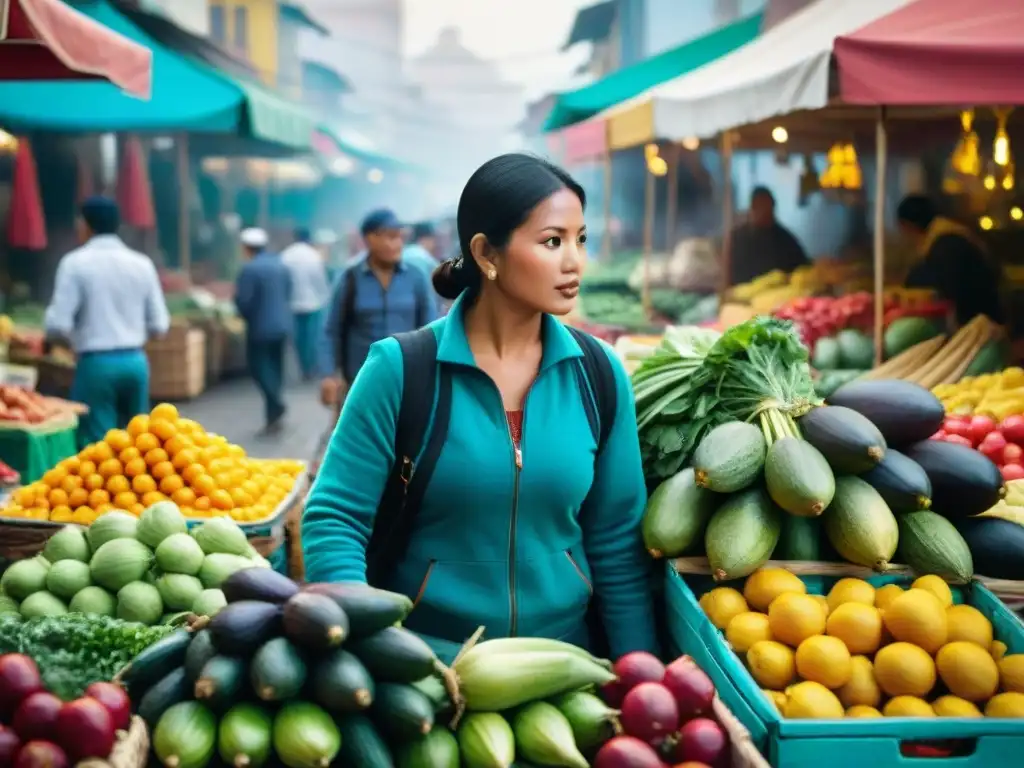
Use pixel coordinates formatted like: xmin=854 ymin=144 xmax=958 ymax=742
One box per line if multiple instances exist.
xmin=233 ymin=5 xmax=249 ymax=56
xmin=209 ymin=4 xmax=226 ymax=44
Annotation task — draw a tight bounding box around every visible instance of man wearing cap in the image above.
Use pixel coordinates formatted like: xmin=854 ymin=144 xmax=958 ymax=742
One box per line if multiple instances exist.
xmin=44 ymin=196 xmax=170 ymax=446
xmin=281 ymin=226 xmax=331 ymax=380
xmin=235 ymin=227 xmax=292 ymax=434
xmin=319 ymin=208 xmax=437 ymax=411
xmin=402 ymin=221 xmax=441 ymax=281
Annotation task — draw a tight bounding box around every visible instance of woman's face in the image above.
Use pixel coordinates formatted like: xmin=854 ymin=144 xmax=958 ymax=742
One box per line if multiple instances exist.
xmin=490 ymin=188 xmax=587 ymax=316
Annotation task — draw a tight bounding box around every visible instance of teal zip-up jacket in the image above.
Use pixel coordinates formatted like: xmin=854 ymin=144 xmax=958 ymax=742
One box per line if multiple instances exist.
xmin=302 ymin=293 xmax=658 ymax=662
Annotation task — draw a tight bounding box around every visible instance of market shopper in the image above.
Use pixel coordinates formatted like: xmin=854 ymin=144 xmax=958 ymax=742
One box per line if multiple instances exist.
xmin=896 ymin=194 xmax=1004 ymax=325
xmin=303 ymin=154 xmax=659 ymax=663
xmin=281 ymin=227 xmax=331 ymax=380
xmin=318 ymin=209 xmax=437 ymax=412
xmin=402 ymin=221 xmax=441 ymax=280
xmin=728 ymin=186 xmax=809 ymax=285
xmin=235 ymin=227 xmax=292 ymax=435
xmin=44 ymin=196 xmax=169 ymax=447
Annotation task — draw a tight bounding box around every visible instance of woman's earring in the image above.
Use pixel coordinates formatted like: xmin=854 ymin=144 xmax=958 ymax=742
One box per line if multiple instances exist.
xmin=487 ymin=269 xmax=497 ymax=281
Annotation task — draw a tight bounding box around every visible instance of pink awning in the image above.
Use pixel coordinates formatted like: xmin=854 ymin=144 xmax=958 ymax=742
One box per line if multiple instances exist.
xmin=562 ymin=119 xmax=608 ymax=165
xmin=0 ymin=0 xmax=152 ymax=98
xmin=834 ymin=0 xmax=1024 ymax=105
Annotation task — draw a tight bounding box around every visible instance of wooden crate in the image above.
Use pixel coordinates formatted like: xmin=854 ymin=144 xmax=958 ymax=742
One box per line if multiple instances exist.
xmin=146 ymin=327 xmax=206 ymax=401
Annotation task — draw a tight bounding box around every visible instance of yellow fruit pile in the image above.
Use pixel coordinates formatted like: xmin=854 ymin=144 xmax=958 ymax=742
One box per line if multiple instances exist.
xmin=699 ymin=569 xmax=1024 ymax=719
xmin=4 ymin=403 xmax=303 ymax=525
xmin=933 ymin=367 xmax=1024 ymax=418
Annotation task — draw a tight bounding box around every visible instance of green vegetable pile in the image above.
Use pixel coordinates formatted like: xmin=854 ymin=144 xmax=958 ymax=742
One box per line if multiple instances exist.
xmin=634 ymin=317 xmax=819 ymax=481
xmin=0 ymin=612 xmax=175 ymax=699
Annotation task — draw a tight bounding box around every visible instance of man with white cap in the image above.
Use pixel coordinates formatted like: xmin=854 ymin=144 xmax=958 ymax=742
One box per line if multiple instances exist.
xmin=235 ymin=227 xmax=292 ymax=434
xmin=281 ymin=226 xmax=331 ymax=380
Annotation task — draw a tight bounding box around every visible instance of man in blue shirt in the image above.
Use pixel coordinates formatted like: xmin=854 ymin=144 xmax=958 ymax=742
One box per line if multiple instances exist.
xmin=235 ymin=228 xmax=292 ymax=434
xmin=44 ymin=196 xmax=170 ymax=446
xmin=319 ymin=209 xmax=437 ymax=410
xmin=402 ymin=221 xmax=440 ymax=280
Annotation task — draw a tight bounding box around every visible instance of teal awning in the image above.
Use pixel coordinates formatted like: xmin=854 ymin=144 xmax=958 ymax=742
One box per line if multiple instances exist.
xmin=234 ymin=80 xmax=316 ymax=151
xmin=315 ymin=124 xmax=420 ymax=172
xmin=544 ymin=12 xmax=763 ymax=132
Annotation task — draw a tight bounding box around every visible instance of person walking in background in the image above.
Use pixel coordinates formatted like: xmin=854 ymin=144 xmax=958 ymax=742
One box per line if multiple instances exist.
xmin=402 ymin=221 xmax=440 ymax=280
xmin=281 ymin=226 xmax=331 ymax=380
xmin=728 ymin=186 xmax=809 ymax=285
xmin=235 ymin=227 xmax=292 ymax=435
xmin=44 ymin=196 xmax=170 ymax=446
xmin=319 ymin=209 xmax=438 ymax=412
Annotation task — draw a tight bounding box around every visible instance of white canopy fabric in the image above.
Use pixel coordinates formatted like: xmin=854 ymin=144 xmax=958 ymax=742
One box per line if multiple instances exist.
xmin=602 ymin=0 xmax=912 ymax=143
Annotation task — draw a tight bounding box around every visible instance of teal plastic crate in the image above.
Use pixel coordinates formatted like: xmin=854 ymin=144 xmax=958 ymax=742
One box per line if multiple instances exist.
xmin=664 ymin=563 xmax=1024 ymax=767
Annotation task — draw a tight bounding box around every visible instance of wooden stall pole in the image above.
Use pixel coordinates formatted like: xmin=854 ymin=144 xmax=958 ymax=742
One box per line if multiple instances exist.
xmin=718 ymin=131 xmax=736 ymax=303
xmin=666 ymin=142 xmax=679 ymax=252
xmin=642 ymin=162 xmax=656 ymax=317
xmin=601 ymin=147 xmax=613 ymax=262
xmin=176 ymin=133 xmax=191 ymax=277
xmin=873 ymin=107 xmax=888 ymax=367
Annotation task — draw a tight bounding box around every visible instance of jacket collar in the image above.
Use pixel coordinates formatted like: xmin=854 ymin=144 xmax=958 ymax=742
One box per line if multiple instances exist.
xmin=356 ymin=256 xmax=406 ymax=274
xmin=436 ymin=291 xmax=584 ymax=371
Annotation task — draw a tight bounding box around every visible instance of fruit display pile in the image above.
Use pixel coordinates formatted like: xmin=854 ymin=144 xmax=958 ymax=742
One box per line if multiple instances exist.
xmin=643 ymin=377 xmax=1013 ymax=584
xmin=933 ymin=367 xmax=1024 ymax=420
xmin=0 ymin=386 xmax=78 ymax=427
xmin=0 ymin=653 xmax=143 ymax=767
xmin=0 ymin=503 xmax=267 ymax=625
xmin=2 ymin=403 xmax=303 ymax=524
xmin=729 ymin=262 xmax=868 ymax=315
xmin=931 ymin=412 xmax=1024 ymax=481
xmin=698 ymin=568 xmax=1024 ymax=719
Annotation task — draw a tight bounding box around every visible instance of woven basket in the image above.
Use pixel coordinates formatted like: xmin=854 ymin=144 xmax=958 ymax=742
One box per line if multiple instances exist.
xmin=75 ymin=716 xmax=148 ymax=768
xmin=0 ymin=520 xmax=60 ymax=561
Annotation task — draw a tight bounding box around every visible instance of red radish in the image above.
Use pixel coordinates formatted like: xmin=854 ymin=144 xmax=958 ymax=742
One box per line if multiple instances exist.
xmin=593 ymin=736 xmax=664 ymax=768
xmin=0 ymin=656 xmax=42 ymax=718
xmin=945 ymin=434 xmax=973 ymax=447
xmin=83 ymin=684 xmax=131 ymax=732
xmin=605 ymin=652 xmax=667 ymax=706
xmin=969 ymin=415 xmax=996 ymax=445
xmin=675 ymin=718 xmax=728 ymax=766
xmin=1001 ymin=464 xmax=1024 ymax=481
xmin=54 ymin=699 xmax=114 ymax=762
xmin=621 ymin=682 xmax=680 ymax=743
xmin=11 ymin=693 xmax=62 ymax=742
xmin=1001 ymin=415 xmax=1024 ymax=445
xmin=662 ymin=656 xmax=715 ymax=718
xmin=1005 ymin=444 xmax=1024 ymax=465
xmin=0 ymin=726 xmax=21 ymax=768
xmin=12 ymin=742 xmax=67 ymax=768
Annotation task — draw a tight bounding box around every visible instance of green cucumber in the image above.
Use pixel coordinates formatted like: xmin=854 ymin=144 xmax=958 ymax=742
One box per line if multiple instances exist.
xmin=550 ymin=690 xmax=619 ymax=752
xmin=397 ymin=727 xmax=459 ymax=768
xmin=861 ymin=448 xmax=932 ymax=512
xmin=370 ymin=683 xmax=435 ymax=742
xmin=348 ymin=626 xmax=437 ymax=683
xmin=195 ymin=655 xmax=247 ymax=712
xmin=184 ymin=629 xmax=218 ymax=682
xmin=777 ymin=516 xmax=822 ymax=562
xmin=336 ymin=715 xmax=394 ymax=768
xmin=642 ymin=468 xmax=718 ymax=558
xmin=764 ymin=437 xmax=835 ymax=517
xmin=218 ymin=703 xmax=273 ymax=768
xmin=119 ymin=628 xmax=191 ymax=697
xmin=896 ymin=510 xmax=974 ymax=584
xmin=823 ymin=476 xmax=898 ymax=571
xmin=138 ymin=667 xmax=191 ymax=727
xmin=302 ymin=583 xmax=412 ymax=638
xmin=692 ymin=421 xmax=767 ymax=493
xmin=251 ymin=637 xmax=307 ymax=702
xmin=704 ymin=486 xmax=782 ymax=581
xmin=273 ymin=702 xmax=341 ymax=768
xmin=282 ymin=592 xmax=350 ymax=651
xmin=311 ymin=649 xmax=375 ymax=714
xmin=208 ymin=600 xmax=283 ymax=656
xmin=153 ymin=701 xmax=217 ymax=768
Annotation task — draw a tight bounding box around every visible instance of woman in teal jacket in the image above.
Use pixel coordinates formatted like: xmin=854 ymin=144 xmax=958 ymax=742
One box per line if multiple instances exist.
xmin=302 ymin=154 xmax=658 ymax=662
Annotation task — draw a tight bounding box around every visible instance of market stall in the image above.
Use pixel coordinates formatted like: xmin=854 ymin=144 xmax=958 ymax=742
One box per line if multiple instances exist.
xmin=0 ymin=386 xmax=83 ymax=485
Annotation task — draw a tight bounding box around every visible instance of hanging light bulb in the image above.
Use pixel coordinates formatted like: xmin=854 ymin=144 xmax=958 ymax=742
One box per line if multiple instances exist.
xmin=771 ymin=126 xmax=789 ymax=144
xmin=681 ymin=137 xmax=700 ymax=151
xmin=644 ymin=143 xmax=660 ymax=160
xmin=983 ymin=107 xmax=1015 ymax=194
xmin=0 ymin=130 xmax=18 ymax=154
xmin=1011 ymin=206 xmax=1023 ymax=222
xmin=648 ymin=155 xmax=668 ymax=176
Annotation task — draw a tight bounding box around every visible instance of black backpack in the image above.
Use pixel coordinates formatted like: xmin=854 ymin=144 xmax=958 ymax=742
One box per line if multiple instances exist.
xmin=365 ymin=324 xmax=618 ymax=587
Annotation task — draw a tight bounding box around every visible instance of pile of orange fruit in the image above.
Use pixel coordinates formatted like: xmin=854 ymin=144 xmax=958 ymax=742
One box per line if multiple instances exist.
xmin=4 ymin=403 xmax=303 ymax=525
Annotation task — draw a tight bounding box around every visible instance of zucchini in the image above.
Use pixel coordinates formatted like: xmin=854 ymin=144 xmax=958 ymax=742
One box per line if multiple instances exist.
xmin=195 ymin=655 xmax=247 ymax=712
xmin=956 ymin=517 xmax=1024 ymax=580
xmin=370 ymin=683 xmax=435 ymax=742
xmin=348 ymin=626 xmax=437 ymax=683
xmin=692 ymin=421 xmax=767 ymax=493
xmin=218 ymin=703 xmax=273 ymax=768
xmin=337 ymin=715 xmax=395 ymax=768
xmin=896 ymin=510 xmax=974 ymax=584
xmin=251 ymin=637 xmax=307 ymax=702
xmin=221 ymin=568 xmax=300 ymax=605
xmin=396 ymin=727 xmax=459 ymax=768
xmin=457 ymin=713 xmax=516 ymax=768
xmin=184 ymin=629 xmax=218 ymax=682
xmin=282 ymin=592 xmax=350 ymax=651
xmin=153 ymin=701 xmax=217 ymax=768
xmin=828 ymin=379 xmax=945 ymax=446
xmin=138 ymin=667 xmax=192 ymax=727
xmin=704 ymin=486 xmax=782 ymax=581
xmin=862 ymin=449 xmax=932 ymax=512
xmin=642 ymin=468 xmax=718 ymax=558
xmin=823 ymin=476 xmax=898 ymax=571
xmin=119 ymin=628 xmax=191 ymax=696
xmin=799 ymin=405 xmax=887 ymax=473
xmin=906 ymin=440 xmax=1005 ymax=518
xmin=273 ymin=702 xmax=341 ymax=768
xmin=311 ymin=649 xmax=375 ymax=714
xmin=764 ymin=437 xmax=836 ymax=517
xmin=208 ymin=601 xmax=283 ymax=656
xmin=776 ymin=516 xmax=821 ymax=562
xmin=302 ymin=583 xmax=412 ymax=638
xmin=512 ymin=702 xmax=588 ymax=768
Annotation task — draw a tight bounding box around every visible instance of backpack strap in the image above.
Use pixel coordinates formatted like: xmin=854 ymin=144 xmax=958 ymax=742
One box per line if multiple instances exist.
xmin=566 ymin=326 xmax=618 ymax=457
xmin=365 ymin=326 xmax=452 ymax=585
xmin=336 ymin=268 xmax=358 ymax=379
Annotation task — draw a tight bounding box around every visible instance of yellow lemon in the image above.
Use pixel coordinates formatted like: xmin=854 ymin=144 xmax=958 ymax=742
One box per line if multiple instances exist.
xmin=883 ymin=588 xmax=948 ymax=654
xmin=768 ymin=593 xmax=826 ymax=647
xmin=874 ymin=642 xmax=936 ymax=698
xmin=945 ymin=604 xmax=994 ymax=648
xmin=986 ymin=692 xmax=1024 ymax=718
xmin=874 ymin=583 xmax=904 ymax=611
xmin=932 ymin=695 xmax=982 ymax=718
xmin=744 ymin=568 xmax=806 ymax=612
xmin=837 ymin=655 xmax=882 ymax=709
xmin=912 ymin=575 xmax=953 ymax=608
xmin=795 ymin=636 xmax=852 ymax=690
xmin=935 ymin=641 xmax=999 ymax=702
xmin=999 ymin=654 xmax=1024 ymax=693
xmin=883 ymin=696 xmax=935 ymax=717
xmin=747 ymin=640 xmax=796 ymax=690
xmin=992 ymin=640 xmax=1009 ymax=661
xmin=846 ymin=705 xmax=882 ymax=718
xmin=811 ymin=594 xmax=830 ymax=617
xmin=826 ymin=602 xmax=883 ymax=655
xmin=763 ymin=689 xmax=788 ymax=713
xmin=726 ymin=612 xmax=773 ymax=653
xmin=782 ymin=681 xmax=844 ymax=719
xmin=826 ymin=578 xmax=875 ymax=612
xmin=699 ymin=587 xmax=749 ymax=630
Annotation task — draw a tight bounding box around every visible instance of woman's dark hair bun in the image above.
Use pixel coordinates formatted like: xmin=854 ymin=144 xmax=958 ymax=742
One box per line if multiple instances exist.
xmin=433 ymin=153 xmax=584 ymax=300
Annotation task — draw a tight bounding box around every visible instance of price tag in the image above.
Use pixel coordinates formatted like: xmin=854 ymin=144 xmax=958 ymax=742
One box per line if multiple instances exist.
xmin=0 ymin=363 xmax=38 ymax=390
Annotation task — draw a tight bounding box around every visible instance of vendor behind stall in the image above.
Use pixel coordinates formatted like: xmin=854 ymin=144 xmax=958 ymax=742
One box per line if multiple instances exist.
xmin=44 ymin=196 xmax=170 ymax=446
xmin=896 ymin=194 xmax=1004 ymax=325
xmin=728 ymin=186 xmax=810 ymax=285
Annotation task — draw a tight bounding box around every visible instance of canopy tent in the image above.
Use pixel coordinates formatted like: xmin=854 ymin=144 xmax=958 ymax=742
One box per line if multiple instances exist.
xmin=314 ymin=125 xmax=420 ymax=173
xmin=834 ymin=0 xmax=1024 ymax=105
xmin=0 ymin=0 xmax=151 ymax=97
xmin=599 ymin=0 xmax=911 ymax=144
xmin=543 ymin=11 xmax=762 ymax=132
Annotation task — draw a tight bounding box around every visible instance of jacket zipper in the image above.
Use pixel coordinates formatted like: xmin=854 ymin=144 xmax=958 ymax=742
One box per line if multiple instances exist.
xmin=565 ymin=550 xmax=593 ymax=595
xmin=504 ymin=394 xmax=529 ymax=637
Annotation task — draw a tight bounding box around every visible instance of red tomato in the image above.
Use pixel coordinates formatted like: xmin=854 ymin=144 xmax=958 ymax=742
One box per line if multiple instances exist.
xmin=1000 ymin=414 xmax=1024 ymax=446
xmin=979 ymin=431 xmax=1009 ymax=463
xmin=969 ymin=415 xmax=997 ymax=445
xmin=944 ymin=434 xmax=974 ymax=447
xmin=1005 ymin=444 xmax=1024 ymax=466
xmin=1001 ymin=463 xmax=1024 ymax=481
xmin=943 ymin=419 xmax=974 ymax=441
